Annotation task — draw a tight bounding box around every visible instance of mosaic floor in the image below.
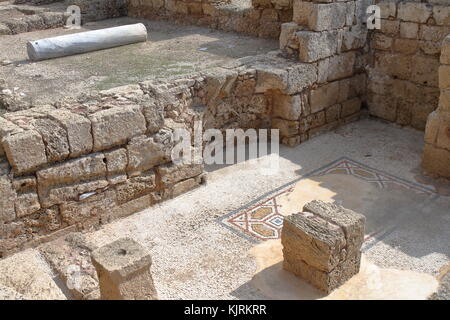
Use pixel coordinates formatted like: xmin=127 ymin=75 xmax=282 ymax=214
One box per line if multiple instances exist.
xmin=219 ymin=157 xmax=439 ymax=243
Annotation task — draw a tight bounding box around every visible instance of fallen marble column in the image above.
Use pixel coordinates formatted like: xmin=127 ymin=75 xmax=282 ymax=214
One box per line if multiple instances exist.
xmin=91 ymin=238 xmax=158 ymax=300
xmin=27 ymin=23 xmax=148 ymax=61
xmin=281 ymin=200 xmax=365 ymax=293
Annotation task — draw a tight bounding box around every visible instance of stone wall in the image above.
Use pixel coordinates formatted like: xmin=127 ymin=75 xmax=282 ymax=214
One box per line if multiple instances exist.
xmin=128 ymin=0 xmax=293 ymax=38
xmin=0 ymin=49 xmax=365 ymax=256
xmin=367 ymin=0 xmax=450 ymax=130
xmin=422 ymin=35 xmax=450 ymax=178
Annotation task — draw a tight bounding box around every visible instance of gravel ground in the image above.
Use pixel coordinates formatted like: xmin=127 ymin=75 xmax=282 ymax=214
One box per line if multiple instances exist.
xmin=1 ymin=118 xmax=448 ymax=299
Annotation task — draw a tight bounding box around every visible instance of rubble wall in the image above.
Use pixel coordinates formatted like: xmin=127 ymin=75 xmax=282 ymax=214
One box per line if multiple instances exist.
xmin=367 ymin=0 xmax=450 ymax=130
xmin=128 ymin=0 xmax=293 ymax=38
xmin=0 ymin=49 xmax=365 ymax=256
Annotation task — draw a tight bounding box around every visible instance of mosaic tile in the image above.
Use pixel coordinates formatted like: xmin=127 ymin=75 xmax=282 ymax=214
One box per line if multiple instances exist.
xmin=219 ymin=157 xmax=438 ymax=242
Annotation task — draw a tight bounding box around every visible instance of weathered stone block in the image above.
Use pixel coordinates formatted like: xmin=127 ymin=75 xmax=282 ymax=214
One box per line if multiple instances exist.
xmin=32 ymin=118 xmax=70 ymax=162
xmin=310 ymin=81 xmax=340 ymax=113
xmin=433 ymin=5 xmax=450 ymax=26
xmin=127 ymin=132 xmax=172 ymax=175
xmin=368 ymin=93 xmax=397 ymax=122
xmin=318 ymin=52 xmax=355 ymax=83
xmin=0 ymin=175 xmax=17 ymax=223
xmin=400 ymin=22 xmax=419 ymax=39
xmin=422 ymin=143 xmax=450 ymax=178
xmin=441 ymin=36 xmax=450 ymax=65
xmin=282 ymin=200 xmax=365 ymax=293
xmin=439 ymin=90 xmax=450 ymax=112
xmin=293 ymin=1 xmax=347 ymax=31
xmin=3 ymin=130 xmax=48 ymax=174
xmin=115 ymin=171 xmax=156 ymax=204
xmin=90 ymin=105 xmax=146 ymax=151
xmin=37 ymin=153 xmax=106 ymax=186
xmin=398 ymin=2 xmax=432 ymax=23
xmin=59 ymin=189 xmax=116 ymax=226
xmin=439 ymin=65 xmax=450 ymax=90
xmin=436 ymin=115 xmax=450 ymax=150
xmin=296 ymin=30 xmax=339 ymax=62
xmin=272 ymin=118 xmax=299 ymax=137
xmin=156 ymin=163 xmax=203 ymax=186
xmin=424 ymin=111 xmax=440 ymax=145
xmin=15 ymin=192 xmax=40 ymax=218
xmin=341 ymin=98 xmax=361 ymax=117
xmin=48 ymin=109 xmax=93 ymax=158
xmin=279 ymin=22 xmax=300 ymax=50
xmin=272 ymin=93 xmax=304 ymax=120
xmin=91 ymin=238 xmax=158 ymax=300
xmin=104 ymin=148 xmax=128 ymax=175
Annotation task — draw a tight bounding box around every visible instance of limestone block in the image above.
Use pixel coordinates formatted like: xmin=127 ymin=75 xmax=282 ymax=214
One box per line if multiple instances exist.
xmin=48 ymin=109 xmax=93 ymax=158
xmin=400 ymin=22 xmax=419 ymax=39
xmin=293 ymin=1 xmax=347 ymax=31
xmin=0 ymin=175 xmax=17 ymax=223
xmin=295 ymin=30 xmax=339 ymax=62
xmin=255 ymin=63 xmax=317 ymax=94
xmin=127 ymin=132 xmax=172 ymax=175
xmin=32 ymin=118 xmax=70 ymax=162
xmin=341 ymin=25 xmax=367 ymax=51
xmin=272 ymin=93 xmax=304 ymax=120
xmin=282 ymin=200 xmax=365 ymax=293
xmin=419 ymin=25 xmax=450 ymax=42
xmin=439 ymin=90 xmax=450 ymax=112
xmin=279 ymin=22 xmax=300 ymax=50
xmin=15 ymin=192 xmax=40 ymax=218
xmin=318 ymin=52 xmax=355 ymax=83
xmin=325 ymin=104 xmax=341 ymax=123
xmin=441 ymin=36 xmax=450 ymax=65
xmin=379 ymin=19 xmax=399 ymax=36
xmin=432 ymin=5 xmax=450 ymax=26
xmin=436 ymin=115 xmax=450 ymax=151
xmin=398 ymin=2 xmax=432 ymax=23
xmin=370 ymin=33 xmax=393 ymax=51
xmin=59 ymin=189 xmax=116 ymax=226
xmin=306 ymin=111 xmax=326 ymax=129
xmin=272 ymin=118 xmax=299 ymax=137
xmin=91 ymin=238 xmax=158 ymax=300
xmin=205 ymin=68 xmax=238 ymax=101
xmin=0 ymin=284 xmax=26 ymax=300
xmin=90 ymin=105 xmax=146 ymax=151
xmin=422 ymin=143 xmax=450 ymax=178
xmin=374 ymin=52 xmax=411 ymax=80
xmin=409 ymin=56 xmax=438 ymax=87
xmin=0 ymin=249 xmax=66 ymax=300
xmin=341 ymin=98 xmax=361 ymax=117
xmin=39 ymin=179 xmax=109 ymax=208
xmin=37 ymin=153 xmax=106 ymax=186
xmin=156 ymin=163 xmax=203 ymax=186
xmin=411 ymin=103 xmax=438 ymax=131
xmin=439 ymin=65 xmax=450 ymax=90
xmin=368 ymin=93 xmax=397 ymax=122
xmin=12 ymin=176 xmax=37 ymax=193
xmin=115 ymin=171 xmax=156 ymax=204
xmin=0 ymin=23 xmax=11 ymax=35
xmin=104 ymin=148 xmax=128 ymax=175
xmin=310 ymin=81 xmax=340 ymax=113
xmin=142 ymin=103 xmax=164 ymax=134
xmin=377 ymin=1 xmax=396 ymax=19
xmin=3 ymin=130 xmax=48 ymax=174
xmin=393 ymin=39 xmax=418 ymax=55
xmin=171 ymin=176 xmax=201 ymax=198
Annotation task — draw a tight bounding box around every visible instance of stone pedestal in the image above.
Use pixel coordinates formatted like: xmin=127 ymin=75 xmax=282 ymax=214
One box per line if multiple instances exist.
xmin=91 ymin=238 xmax=158 ymax=300
xmin=281 ymin=200 xmax=365 ymax=293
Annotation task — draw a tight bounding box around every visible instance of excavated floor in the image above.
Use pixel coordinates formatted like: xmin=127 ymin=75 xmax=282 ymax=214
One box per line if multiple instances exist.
xmin=0 ymin=16 xmax=278 ymax=105
xmin=0 ymin=119 xmax=448 ymax=300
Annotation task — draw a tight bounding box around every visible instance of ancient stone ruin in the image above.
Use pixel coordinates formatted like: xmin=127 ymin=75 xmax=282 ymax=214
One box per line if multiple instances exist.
xmin=281 ymin=200 xmax=365 ymax=293
xmin=0 ymin=1 xmax=449 ymax=298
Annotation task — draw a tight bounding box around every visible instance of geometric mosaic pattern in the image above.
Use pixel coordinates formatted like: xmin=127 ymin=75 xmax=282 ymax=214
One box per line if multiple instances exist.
xmin=219 ymin=157 xmax=437 ymax=242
